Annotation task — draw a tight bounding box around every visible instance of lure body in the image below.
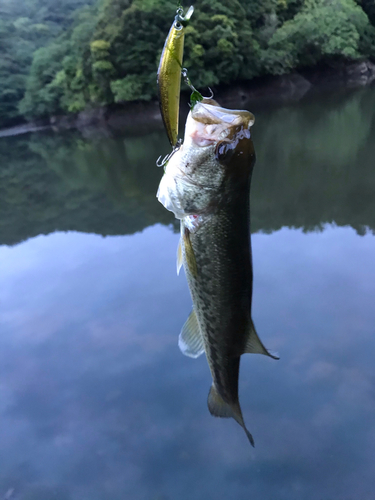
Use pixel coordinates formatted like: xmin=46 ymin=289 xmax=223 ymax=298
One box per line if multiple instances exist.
xmin=157 ymin=6 xmax=194 ymax=147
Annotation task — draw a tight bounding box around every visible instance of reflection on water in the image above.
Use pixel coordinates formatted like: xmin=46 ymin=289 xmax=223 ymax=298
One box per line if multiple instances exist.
xmin=1 ymin=85 xmax=375 ymax=499
xmin=0 ymin=131 xmax=174 ymax=246
xmin=1 ymin=86 xmax=375 ymax=245
xmin=251 ymin=86 xmax=375 ymax=234
xmin=1 ymin=227 xmax=375 ymax=500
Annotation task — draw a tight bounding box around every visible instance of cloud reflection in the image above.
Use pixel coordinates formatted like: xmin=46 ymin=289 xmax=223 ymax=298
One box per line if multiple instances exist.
xmin=0 ymin=225 xmax=375 ymax=499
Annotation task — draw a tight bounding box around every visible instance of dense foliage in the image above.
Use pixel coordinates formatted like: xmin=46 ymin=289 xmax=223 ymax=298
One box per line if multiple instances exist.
xmin=1 ymin=0 xmax=375 ymax=128
xmin=0 ymin=0 xmax=97 ymax=128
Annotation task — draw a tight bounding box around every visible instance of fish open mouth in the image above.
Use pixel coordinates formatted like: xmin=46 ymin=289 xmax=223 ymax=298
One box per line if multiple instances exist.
xmin=188 ymin=99 xmax=255 ymax=147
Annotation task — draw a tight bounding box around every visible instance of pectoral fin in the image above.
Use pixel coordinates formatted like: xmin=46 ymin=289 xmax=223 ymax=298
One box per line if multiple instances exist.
xmin=178 ymin=309 xmax=205 ymax=358
xmin=244 ymin=319 xmax=279 ymax=360
xmin=183 ymin=228 xmax=198 ymax=278
xmin=207 ymin=384 xmax=255 ymax=447
xmin=177 ymin=239 xmax=183 ymax=275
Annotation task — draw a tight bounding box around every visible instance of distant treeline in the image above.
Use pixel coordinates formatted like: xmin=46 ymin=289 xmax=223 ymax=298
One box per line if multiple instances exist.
xmin=1 ymin=0 xmax=375 ymax=129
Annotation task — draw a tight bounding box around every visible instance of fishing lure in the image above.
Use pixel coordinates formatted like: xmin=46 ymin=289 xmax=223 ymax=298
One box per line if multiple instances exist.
xmin=157 ymin=5 xmax=194 ymax=147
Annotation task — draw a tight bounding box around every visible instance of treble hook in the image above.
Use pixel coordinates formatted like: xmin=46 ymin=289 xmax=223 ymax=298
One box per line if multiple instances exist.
xmin=156 ymin=151 xmax=173 ymax=168
xmin=201 ymin=87 xmax=214 ymax=99
xmin=156 ymin=140 xmax=182 ymax=168
xmin=181 ymin=68 xmax=214 ymax=100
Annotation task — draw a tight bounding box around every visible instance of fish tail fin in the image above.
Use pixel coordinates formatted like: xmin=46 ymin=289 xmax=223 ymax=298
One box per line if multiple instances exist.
xmin=207 ymin=384 xmax=255 ymax=447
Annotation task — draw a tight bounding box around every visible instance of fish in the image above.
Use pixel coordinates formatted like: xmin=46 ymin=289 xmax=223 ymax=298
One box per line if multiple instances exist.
xmin=157 ymin=5 xmax=194 ymax=147
xmin=157 ymin=98 xmax=279 ymax=446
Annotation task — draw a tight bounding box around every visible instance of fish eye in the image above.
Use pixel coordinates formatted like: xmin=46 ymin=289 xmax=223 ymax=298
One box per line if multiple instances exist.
xmin=174 ymin=20 xmax=183 ymax=30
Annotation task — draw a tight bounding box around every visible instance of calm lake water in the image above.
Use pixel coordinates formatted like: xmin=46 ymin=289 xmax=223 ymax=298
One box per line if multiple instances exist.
xmin=1 ymin=85 xmax=375 ymax=500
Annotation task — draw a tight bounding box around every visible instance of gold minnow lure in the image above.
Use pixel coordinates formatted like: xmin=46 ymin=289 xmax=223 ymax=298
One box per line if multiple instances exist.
xmin=157 ymin=5 xmax=194 ymax=147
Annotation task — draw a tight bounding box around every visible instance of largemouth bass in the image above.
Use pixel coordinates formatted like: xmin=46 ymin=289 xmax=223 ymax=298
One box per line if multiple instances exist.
xmin=157 ymin=99 xmax=278 ymax=446
xmin=157 ymin=5 xmax=194 ymax=147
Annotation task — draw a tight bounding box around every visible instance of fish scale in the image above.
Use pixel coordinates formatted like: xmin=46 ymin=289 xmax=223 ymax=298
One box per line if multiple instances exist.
xmin=182 ymin=201 xmax=253 ymax=396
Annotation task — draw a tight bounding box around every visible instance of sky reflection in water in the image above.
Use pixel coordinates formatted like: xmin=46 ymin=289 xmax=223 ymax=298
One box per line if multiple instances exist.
xmin=1 ymin=224 xmax=375 ymax=500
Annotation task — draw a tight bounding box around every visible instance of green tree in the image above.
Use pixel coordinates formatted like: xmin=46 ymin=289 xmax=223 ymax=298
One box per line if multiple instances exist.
xmin=356 ymin=0 xmax=375 ymax=25
xmin=0 ymin=0 xmax=97 ymax=128
xmin=19 ymin=42 xmax=69 ymax=119
xmin=3 ymin=0 xmax=375 ymax=126
xmin=263 ymin=0 xmax=374 ymax=74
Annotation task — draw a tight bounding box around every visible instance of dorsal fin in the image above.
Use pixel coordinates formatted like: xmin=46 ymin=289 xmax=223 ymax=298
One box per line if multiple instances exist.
xmin=244 ymin=319 xmax=279 ymax=360
xmin=178 ymin=309 xmax=205 ymax=358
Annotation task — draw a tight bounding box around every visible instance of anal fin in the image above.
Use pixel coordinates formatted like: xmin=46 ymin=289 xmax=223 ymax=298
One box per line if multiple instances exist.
xmin=207 ymin=384 xmax=255 ymax=447
xmin=244 ymin=319 xmax=279 ymax=360
xmin=178 ymin=309 xmax=205 ymax=358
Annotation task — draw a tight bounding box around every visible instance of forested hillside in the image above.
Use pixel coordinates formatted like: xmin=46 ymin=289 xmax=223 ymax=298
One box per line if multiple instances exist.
xmin=1 ymin=0 xmax=375 ymax=129
xmin=0 ymin=0 xmax=97 ymax=128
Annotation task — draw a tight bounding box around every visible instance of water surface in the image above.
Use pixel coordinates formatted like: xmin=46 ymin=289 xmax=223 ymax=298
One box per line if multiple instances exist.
xmin=1 ymin=85 xmax=375 ymax=500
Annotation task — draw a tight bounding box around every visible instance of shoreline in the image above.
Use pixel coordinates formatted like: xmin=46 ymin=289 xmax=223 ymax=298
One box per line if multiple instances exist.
xmin=1 ymin=60 xmax=374 ymax=139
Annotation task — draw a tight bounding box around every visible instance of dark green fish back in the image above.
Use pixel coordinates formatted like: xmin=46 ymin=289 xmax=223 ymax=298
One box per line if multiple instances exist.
xmin=182 ymin=176 xmax=253 ymax=405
